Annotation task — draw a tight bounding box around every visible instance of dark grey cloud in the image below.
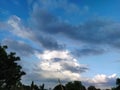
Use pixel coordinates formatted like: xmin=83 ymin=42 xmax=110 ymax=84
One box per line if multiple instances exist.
xmin=72 ymin=47 xmax=105 ymax=57
xmin=52 ymin=58 xmax=62 ymax=62
xmin=31 ymin=9 xmax=57 ymax=29
xmin=51 ymin=58 xmax=88 ymax=73
xmin=31 ymin=8 xmax=76 ymax=35
xmin=2 ymin=39 xmax=35 ymax=56
xmin=61 ymin=62 xmax=88 ymax=73
xmin=31 ymin=8 xmax=117 ymax=55
xmin=32 ymin=34 xmax=65 ymax=50
xmin=30 ymin=7 xmax=120 ymax=50
xmin=75 ymin=20 xmax=120 ymax=45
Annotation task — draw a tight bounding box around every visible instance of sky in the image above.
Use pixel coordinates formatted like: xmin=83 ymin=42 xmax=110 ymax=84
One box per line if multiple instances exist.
xmin=0 ymin=0 xmax=120 ymax=89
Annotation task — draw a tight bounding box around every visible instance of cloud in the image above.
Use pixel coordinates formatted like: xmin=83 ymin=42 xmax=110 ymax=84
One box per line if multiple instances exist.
xmin=30 ymin=6 xmax=76 ymax=35
xmin=33 ymin=35 xmax=65 ymax=50
xmin=26 ymin=50 xmax=88 ymax=82
xmin=7 ymin=15 xmax=33 ymax=39
xmin=7 ymin=15 xmax=64 ymax=50
xmin=36 ymin=50 xmax=71 ymax=60
xmin=21 ymin=50 xmax=88 ymax=87
xmin=72 ymin=47 xmax=105 ymax=57
xmin=31 ymin=1 xmax=120 ymax=48
xmin=30 ymin=7 xmax=120 ymax=50
xmin=76 ymin=20 xmax=120 ymax=48
xmin=75 ymin=20 xmax=120 ymax=44
xmin=30 ymin=0 xmax=88 ymax=15
xmin=7 ymin=1 xmax=120 ymax=52
xmin=83 ymin=74 xmax=117 ymax=89
xmin=2 ymin=39 xmax=35 ymax=56
xmin=91 ymin=74 xmax=116 ymax=83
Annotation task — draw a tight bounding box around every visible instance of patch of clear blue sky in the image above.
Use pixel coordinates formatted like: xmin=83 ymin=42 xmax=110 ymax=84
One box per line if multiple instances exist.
xmin=74 ymin=0 xmax=120 ymax=20
xmin=0 ymin=0 xmax=29 ymax=21
xmin=82 ymin=0 xmax=120 ymax=21
xmin=0 ymin=31 xmax=11 ymax=41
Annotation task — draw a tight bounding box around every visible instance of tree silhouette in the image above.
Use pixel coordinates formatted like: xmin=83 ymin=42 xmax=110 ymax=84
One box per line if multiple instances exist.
xmin=31 ymin=81 xmax=34 ymax=90
xmin=116 ymin=78 xmax=120 ymax=86
xmin=65 ymin=81 xmax=86 ymax=90
xmin=53 ymin=84 xmax=65 ymax=90
xmin=88 ymin=86 xmax=97 ymax=90
xmin=0 ymin=45 xmax=26 ymax=89
xmin=116 ymin=78 xmax=120 ymax=90
xmin=65 ymin=82 xmax=74 ymax=90
xmin=40 ymin=83 xmax=45 ymax=90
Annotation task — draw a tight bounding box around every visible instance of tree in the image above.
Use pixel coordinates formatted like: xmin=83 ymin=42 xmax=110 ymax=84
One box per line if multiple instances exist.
xmin=40 ymin=83 xmax=45 ymax=90
xmin=116 ymin=78 xmax=120 ymax=90
xmin=0 ymin=45 xmax=26 ymax=89
xmin=65 ymin=82 xmax=74 ymax=90
xmin=53 ymin=84 xmax=65 ymax=90
xmin=88 ymin=86 xmax=97 ymax=90
xmin=65 ymin=81 xmax=86 ymax=90
xmin=116 ymin=78 xmax=120 ymax=86
xmin=31 ymin=81 xmax=34 ymax=90
xmin=34 ymin=84 xmax=40 ymax=90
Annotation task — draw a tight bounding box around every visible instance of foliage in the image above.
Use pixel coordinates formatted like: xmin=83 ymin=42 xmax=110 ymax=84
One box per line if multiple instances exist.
xmin=116 ymin=78 xmax=120 ymax=86
xmin=115 ymin=78 xmax=120 ymax=90
xmin=40 ymin=83 xmax=45 ymax=90
xmin=0 ymin=45 xmax=25 ymax=89
xmin=88 ymin=86 xmax=97 ymax=90
xmin=111 ymin=78 xmax=120 ymax=90
xmin=53 ymin=84 xmax=65 ymax=90
xmin=65 ymin=81 xmax=86 ymax=90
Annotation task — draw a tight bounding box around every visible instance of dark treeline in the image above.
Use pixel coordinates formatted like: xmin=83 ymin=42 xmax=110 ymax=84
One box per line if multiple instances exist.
xmin=0 ymin=45 xmax=120 ymax=90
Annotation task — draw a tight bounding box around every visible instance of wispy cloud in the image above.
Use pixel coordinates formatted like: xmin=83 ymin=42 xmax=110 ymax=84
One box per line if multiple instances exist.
xmin=7 ymin=15 xmax=33 ymax=39
xmin=7 ymin=15 xmax=64 ymax=50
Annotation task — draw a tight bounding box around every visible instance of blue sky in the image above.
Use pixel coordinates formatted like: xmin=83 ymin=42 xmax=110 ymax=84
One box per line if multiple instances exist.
xmin=0 ymin=0 xmax=120 ymax=89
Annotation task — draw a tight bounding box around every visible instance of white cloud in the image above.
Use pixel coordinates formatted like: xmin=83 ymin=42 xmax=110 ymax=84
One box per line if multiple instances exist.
xmin=36 ymin=50 xmax=72 ymax=60
xmin=91 ymin=74 xmax=117 ymax=84
xmin=7 ymin=15 xmax=33 ymax=39
xmin=92 ymin=74 xmax=108 ymax=83
xmin=84 ymin=74 xmax=117 ymax=88
xmin=35 ymin=50 xmax=88 ymax=81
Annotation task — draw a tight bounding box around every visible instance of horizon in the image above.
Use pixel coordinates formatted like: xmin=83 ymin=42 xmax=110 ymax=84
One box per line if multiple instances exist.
xmin=0 ymin=0 xmax=120 ymax=89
